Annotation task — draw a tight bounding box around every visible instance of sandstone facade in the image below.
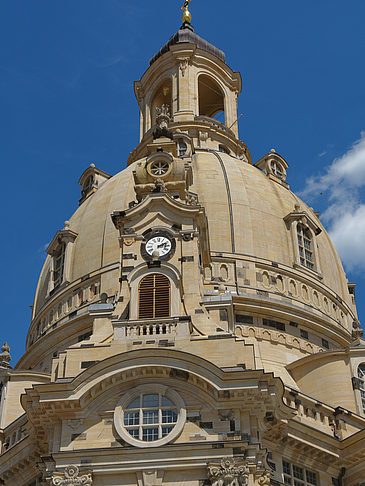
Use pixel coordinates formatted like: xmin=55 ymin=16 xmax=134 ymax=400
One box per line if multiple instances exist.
xmin=1 ymin=17 xmax=364 ymax=486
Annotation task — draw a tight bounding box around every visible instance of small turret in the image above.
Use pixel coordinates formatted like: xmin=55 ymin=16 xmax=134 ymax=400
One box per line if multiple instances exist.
xmin=0 ymin=342 xmax=12 ymax=369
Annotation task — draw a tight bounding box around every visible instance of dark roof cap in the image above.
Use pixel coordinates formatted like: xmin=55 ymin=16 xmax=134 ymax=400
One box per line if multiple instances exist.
xmin=149 ymin=23 xmax=226 ymax=66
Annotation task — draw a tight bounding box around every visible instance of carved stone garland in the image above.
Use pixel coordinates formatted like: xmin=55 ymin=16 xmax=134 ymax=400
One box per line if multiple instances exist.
xmin=208 ymin=457 xmax=249 ymax=486
xmin=51 ymin=465 xmax=92 ymax=485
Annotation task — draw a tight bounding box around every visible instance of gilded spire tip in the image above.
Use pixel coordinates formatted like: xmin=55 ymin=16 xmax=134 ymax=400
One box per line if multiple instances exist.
xmin=181 ymin=0 xmax=192 ymax=24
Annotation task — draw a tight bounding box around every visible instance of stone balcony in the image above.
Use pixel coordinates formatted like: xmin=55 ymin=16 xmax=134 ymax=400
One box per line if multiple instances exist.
xmin=113 ymin=316 xmax=191 ymax=344
xmin=0 ymin=414 xmax=28 ymax=455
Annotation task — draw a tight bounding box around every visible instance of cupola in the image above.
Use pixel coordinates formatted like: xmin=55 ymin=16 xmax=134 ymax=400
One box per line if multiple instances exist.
xmin=130 ymin=21 xmax=248 ymax=165
xmin=135 ymin=22 xmax=241 ymax=137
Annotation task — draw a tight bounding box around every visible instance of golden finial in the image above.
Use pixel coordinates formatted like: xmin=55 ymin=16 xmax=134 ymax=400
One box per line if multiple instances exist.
xmin=181 ymin=0 xmax=192 ymax=24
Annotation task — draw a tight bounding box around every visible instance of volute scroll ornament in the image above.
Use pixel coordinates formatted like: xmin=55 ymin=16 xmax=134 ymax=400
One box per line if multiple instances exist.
xmin=185 ymin=190 xmax=199 ymax=206
xmin=256 ymin=471 xmax=271 ymax=486
xmin=208 ymin=457 xmax=249 ymax=486
xmin=51 ymin=465 xmax=92 ymax=486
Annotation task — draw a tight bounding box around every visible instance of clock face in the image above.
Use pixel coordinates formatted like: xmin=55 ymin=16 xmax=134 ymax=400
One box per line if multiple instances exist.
xmin=145 ymin=235 xmax=172 ymax=257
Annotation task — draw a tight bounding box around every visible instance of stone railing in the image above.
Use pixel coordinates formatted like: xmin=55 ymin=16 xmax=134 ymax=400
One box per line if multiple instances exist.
xmin=283 ymin=388 xmax=364 ymax=439
xmin=0 ymin=415 xmax=28 ymax=454
xmin=194 ymin=115 xmax=235 ymax=136
xmin=113 ymin=317 xmax=191 ymax=343
xmin=254 ymin=264 xmax=352 ymax=331
xmin=28 ymin=278 xmax=102 ymax=347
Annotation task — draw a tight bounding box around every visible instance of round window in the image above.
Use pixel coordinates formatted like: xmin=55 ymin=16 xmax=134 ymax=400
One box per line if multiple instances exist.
xmin=270 ymin=161 xmax=284 ymax=179
xmin=114 ymin=385 xmax=186 ymax=447
xmin=149 ymin=160 xmax=170 ymax=177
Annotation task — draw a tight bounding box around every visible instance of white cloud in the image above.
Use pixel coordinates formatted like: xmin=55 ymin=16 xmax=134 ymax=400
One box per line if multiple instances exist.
xmin=301 ymin=132 xmax=365 ymax=273
xmin=328 ymin=204 xmax=365 ymax=272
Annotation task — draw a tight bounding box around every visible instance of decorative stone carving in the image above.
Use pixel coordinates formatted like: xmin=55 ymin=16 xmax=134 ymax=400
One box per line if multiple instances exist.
xmin=208 ymin=457 xmax=249 ymax=486
xmin=256 ymin=471 xmax=271 ymax=485
xmin=51 ymin=465 xmax=92 ymax=485
xmin=0 ymin=342 xmax=11 ymax=369
xmin=119 ymin=227 xmax=137 ymax=246
xmin=185 ymin=190 xmax=199 ymax=205
xmin=123 ymin=237 xmax=135 ymax=246
xmin=179 ymin=58 xmax=189 ymax=76
xmin=152 ymin=178 xmax=167 ymax=193
xmin=200 ymin=131 xmax=209 ymax=142
xmin=153 ymin=105 xmax=173 ymax=140
xmin=136 ymin=469 xmax=164 ymax=486
xmin=352 ymin=319 xmax=364 ymax=339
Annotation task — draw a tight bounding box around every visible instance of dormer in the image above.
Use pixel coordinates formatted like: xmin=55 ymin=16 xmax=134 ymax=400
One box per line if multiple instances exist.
xmin=78 ymin=163 xmax=111 ymax=205
xmin=46 ymin=221 xmax=78 ymax=294
xmin=255 ymin=149 xmax=289 ymax=187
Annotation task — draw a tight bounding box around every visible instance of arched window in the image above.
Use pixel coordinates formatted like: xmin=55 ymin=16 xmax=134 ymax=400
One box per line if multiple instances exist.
xmin=138 ymin=274 xmax=170 ymax=319
xmin=151 ymin=79 xmax=172 ymax=127
xmin=53 ymin=241 xmax=66 ymax=288
xmin=270 ymin=160 xmax=284 ymax=179
xmin=358 ymin=364 xmax=365 ymax=414
xmin=82 ymin=175 xmax=94 ymax=197
xmin=198 ymin=74 xmax=225 ymax=123
xmin=297 ymin=224 xmax=314 ymax=270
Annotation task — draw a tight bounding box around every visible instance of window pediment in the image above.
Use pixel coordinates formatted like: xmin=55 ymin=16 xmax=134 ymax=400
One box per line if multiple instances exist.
xmin=283 ymin=209 xmax=322 ymax=236
xmin=46 ymin=222 xmax=78 ymax=293
xmin=46 ymin=223 xmax=78 ymax=255
xmin=255 ymin=150 xmax=289 ymax=184
xmin=78 ymin=163 xmax=111 ymax=206
xmin=284 ymin=207 xmax=322 ymax=276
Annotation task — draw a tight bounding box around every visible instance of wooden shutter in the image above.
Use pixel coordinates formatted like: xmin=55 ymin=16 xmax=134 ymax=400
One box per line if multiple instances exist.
xmin=138 ymin=274 xmax=170 ymax=319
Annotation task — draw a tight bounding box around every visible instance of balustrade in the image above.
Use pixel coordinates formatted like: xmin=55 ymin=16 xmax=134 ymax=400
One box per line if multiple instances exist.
xmin=113 ymin=317 xmax=191 ymax=343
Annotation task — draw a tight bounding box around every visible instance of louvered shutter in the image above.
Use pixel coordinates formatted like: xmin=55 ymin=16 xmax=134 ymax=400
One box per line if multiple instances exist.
xmin=138 ymin=274 xmax=170 ymax=319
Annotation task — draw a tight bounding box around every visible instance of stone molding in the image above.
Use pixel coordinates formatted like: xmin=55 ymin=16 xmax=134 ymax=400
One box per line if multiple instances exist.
xmin=207 ymin=457 xmax=249 ymax=486
xmin=50 ymin=465 xmax=92 ymax=485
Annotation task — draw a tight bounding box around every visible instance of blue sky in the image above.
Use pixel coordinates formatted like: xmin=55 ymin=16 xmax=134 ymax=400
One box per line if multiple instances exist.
xmin=1 ymin=0 xmax=364 ymax=364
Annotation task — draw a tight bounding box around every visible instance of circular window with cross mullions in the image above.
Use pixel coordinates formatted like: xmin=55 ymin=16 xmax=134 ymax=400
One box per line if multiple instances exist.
xmin=270 ymin=160 xmax=284 ymax=179
xmin=148 ymin=160 xmax=170 ymax=177
xmin=114 ymin=384 xmax=186 ymax=447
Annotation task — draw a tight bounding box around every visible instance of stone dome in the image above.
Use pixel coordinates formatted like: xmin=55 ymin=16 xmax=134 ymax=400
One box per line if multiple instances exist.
xmin=34 ymin=154 xmax=352 ymax=312
xmin=19 ymin=24 xmax=359 ymax=392
xmin=4 ymin=21 xmax=365 ymax=486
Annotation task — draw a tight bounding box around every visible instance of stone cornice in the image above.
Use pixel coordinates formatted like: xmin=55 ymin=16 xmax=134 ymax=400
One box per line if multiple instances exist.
xmin=283 ymin=209 xmax=322 ymax=236
xmin=20 ymin=349 xmax=293 ymax=428
xmin=46 ymin=227 xmax=78 ymax=256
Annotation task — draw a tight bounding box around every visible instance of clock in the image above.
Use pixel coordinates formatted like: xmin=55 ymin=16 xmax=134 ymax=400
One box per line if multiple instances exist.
xmin=141 ymin=231 xmax=176 ymax=261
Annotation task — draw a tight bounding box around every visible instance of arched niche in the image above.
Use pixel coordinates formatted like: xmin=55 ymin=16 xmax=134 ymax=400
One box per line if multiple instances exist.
xmin=198 ymin=74 xmax=225 ymax=123
xmin=150 ymin=78 xmax=172 ymax=127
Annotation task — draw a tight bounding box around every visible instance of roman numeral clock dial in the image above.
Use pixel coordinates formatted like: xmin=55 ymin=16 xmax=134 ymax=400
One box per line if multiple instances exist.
xmin=142 ymin=232 xmax=176 ymax=261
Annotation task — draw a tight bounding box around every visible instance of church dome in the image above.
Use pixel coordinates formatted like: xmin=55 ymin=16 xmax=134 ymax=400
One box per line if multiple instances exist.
xmin=3 ymin=13 xmax=365 ymax=486
xmin=20 ymin=22 xmax=359 ymax=391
